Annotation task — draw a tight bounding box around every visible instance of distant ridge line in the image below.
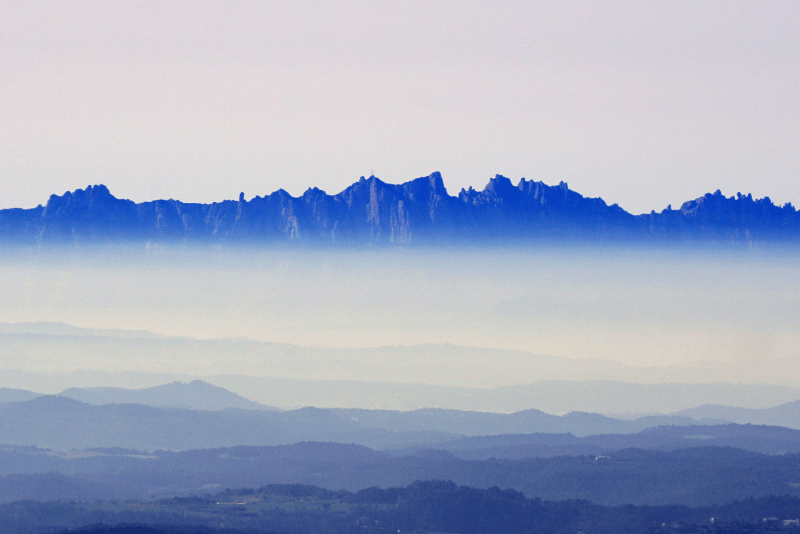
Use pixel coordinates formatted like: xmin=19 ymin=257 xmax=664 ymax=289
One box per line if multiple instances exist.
xmin=1 ymin=172 xmax=797 ymax=244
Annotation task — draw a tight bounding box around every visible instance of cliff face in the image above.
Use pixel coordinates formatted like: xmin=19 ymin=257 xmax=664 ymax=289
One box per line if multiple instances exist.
xmin=1 ymin=173 xmax=798 ymax=245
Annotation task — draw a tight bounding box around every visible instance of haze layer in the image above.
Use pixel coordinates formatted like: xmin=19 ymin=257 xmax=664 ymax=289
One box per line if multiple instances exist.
xmin=0 ymin=244 xmax=797 ymax=385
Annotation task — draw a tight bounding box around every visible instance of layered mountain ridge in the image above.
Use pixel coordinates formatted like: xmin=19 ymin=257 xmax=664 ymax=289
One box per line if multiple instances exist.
xmin=1 ymin=172 xmax=797 ymax=244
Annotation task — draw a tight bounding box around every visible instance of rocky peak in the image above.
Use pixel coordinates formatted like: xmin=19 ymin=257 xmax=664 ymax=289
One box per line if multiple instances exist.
xmin=483 ymin=175 xmax=516 ymax=196
xmin=42 ymin=184 xmax=122 ymax=217
xmin=427 ymin=171 xmax=446 ymax=195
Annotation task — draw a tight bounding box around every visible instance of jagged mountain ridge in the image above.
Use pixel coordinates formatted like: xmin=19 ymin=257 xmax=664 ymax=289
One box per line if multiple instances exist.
xmin=1 ymin=172 xmax=797 ymax=243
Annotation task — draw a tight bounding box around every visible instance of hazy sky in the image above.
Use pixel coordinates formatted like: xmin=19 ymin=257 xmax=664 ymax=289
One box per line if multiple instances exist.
xmin=1 ymin=1 xmax=798 ymax=213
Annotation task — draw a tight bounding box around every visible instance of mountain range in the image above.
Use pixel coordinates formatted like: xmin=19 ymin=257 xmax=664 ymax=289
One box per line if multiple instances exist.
xmin=2 ymin=436 xmax=800 ymax=506
xmin=0 ymin=394 xmax=717 ymax=451
xmin=3 ymin=380 xmax=800 ymax=508
xmin=1 ymin=173 xmax=797 ymax=244
xmin=5 ymin=322 xmax=800 ymax=410
xmin=3 ymin=382 xmax=800 ymax=451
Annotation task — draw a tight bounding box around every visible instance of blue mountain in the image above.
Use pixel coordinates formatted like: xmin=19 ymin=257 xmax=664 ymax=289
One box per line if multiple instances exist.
xmin=1 ymin=172 xmax=797 ymax=244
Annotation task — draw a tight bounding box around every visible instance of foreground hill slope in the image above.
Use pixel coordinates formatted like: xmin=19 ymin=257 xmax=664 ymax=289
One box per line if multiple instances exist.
xmin=8 ymin=482 xmax=800 ymax=534
xmin=2 ymin=441 xmax=800 ymax=506
xmin=1 ymin=173 xmax=797 ymax=244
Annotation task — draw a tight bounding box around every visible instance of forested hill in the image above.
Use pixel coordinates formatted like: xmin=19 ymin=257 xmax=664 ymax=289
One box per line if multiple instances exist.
xmin=9 ymin=482 xmax=800 ymax=534
xmin=1 ymin=172 xmax=797 ymax=244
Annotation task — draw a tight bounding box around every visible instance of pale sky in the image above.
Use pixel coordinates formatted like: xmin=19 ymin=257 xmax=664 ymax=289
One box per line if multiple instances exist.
xmin=1 ymin=1 xmax=798 ymax=213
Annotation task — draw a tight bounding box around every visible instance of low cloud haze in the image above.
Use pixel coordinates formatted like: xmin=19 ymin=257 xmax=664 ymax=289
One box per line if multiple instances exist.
xmin=0 ymin=245 xmax=797 ymax=386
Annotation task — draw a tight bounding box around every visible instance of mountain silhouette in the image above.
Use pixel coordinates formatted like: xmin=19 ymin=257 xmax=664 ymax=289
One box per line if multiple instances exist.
xmin=1 ymin=173 xmax=797 ymax=244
